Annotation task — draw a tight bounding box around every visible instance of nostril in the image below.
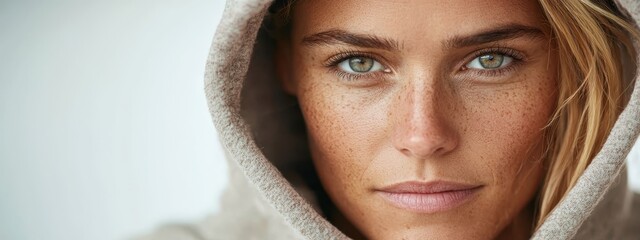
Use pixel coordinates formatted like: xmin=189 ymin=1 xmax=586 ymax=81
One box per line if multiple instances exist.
xmin=396 ymin=136 xmax=457 ymax=159
xmin=433 ymin=147 xmax=445 ymax=155
xmin=400 ymin=148 xmax=412 ymax=157
xmin=399 ymin=145 xmax=449 ymax=158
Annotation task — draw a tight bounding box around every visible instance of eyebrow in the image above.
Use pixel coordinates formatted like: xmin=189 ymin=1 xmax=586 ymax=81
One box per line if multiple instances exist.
xmin=300 ymin=24 xmax=545 ymax=51
xmin=302 ymin=29 xmax=401 ymax=51
xmin=444 ymin=24 xmax=546 ymax=48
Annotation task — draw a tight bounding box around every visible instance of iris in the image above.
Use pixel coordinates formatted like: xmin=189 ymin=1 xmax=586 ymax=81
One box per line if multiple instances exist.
xmin=478 ymin=53 xmax=504 ymax=69
xmin=348 ymin=57 xmax=375 ymax=72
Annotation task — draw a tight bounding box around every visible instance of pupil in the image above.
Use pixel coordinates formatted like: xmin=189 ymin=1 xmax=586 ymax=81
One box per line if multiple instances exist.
xmin=479 ymin=54 xmax=504 ymax=69
xmin=349 ymin=57 xmax=374 ymax=72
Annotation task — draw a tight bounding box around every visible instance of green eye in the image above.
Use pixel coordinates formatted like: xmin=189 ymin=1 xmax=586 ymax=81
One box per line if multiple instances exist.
xmin=466 ymin=53 xmax=513 ymax=70
xmin=349 ymin=57 xmax=374 ymax=72
xmin=338 ymin=56 xmax=384 ymax=73
xmin=479 ymin=54 xmax=503 ymax=68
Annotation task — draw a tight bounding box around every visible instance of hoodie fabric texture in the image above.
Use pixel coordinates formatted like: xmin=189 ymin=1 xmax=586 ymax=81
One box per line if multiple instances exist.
xmin=137 ymin=0 xmax=640 ymax=239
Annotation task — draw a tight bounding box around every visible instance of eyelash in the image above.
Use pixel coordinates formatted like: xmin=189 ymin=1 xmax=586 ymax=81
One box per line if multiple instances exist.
xmin=325 ymin=51 xmax=391 ymax=82
xmin=461 ymin=47 xmax=525 ymax=78
xmin=324 ymin=48 xmax=525 ymax=81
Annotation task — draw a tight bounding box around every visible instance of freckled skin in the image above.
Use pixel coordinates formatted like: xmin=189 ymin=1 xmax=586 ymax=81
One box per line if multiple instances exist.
xmin=279 ymin=0 xmax=557 ymax=239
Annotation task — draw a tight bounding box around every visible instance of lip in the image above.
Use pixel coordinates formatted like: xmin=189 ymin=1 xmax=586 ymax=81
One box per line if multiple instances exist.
xmin=376 ymin=181 xmax=483 ymax=214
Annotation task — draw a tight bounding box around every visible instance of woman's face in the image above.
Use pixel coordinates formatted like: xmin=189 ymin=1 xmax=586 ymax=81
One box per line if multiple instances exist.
xmin=280 ymin=0 xmax=557 ymax=239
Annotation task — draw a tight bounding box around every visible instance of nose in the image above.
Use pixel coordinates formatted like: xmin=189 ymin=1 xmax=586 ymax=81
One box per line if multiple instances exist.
xmin=391 ymin=81 xmax=459 ymax=159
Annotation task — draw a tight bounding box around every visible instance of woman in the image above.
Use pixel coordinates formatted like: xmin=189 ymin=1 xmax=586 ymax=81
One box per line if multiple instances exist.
xmin=139 ymin=0 xmax=640 ymax=239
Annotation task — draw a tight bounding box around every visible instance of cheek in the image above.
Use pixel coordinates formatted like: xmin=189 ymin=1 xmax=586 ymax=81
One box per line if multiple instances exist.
xmin=463 ymin=73 xmax=556 ymax=186
xmin=297 ymin=79 xmax=370 ymax=192
xmin=296 ymin=74 xmax=396 ymax=212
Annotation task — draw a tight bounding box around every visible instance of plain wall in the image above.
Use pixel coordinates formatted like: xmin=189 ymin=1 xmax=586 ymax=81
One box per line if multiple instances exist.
xmin=0 ymin=1 xmax=227 ymax=240
xmin=0 ymin=1 xmax=638 ymax=240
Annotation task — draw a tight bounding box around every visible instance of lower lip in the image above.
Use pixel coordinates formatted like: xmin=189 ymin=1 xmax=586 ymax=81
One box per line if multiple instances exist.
xmin=377 ymin=187 xmax=481 ymax=214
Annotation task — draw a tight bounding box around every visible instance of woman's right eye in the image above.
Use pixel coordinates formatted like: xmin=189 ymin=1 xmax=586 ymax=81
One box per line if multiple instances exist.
xmin=337 ymin=56 xmax=384 ymax=74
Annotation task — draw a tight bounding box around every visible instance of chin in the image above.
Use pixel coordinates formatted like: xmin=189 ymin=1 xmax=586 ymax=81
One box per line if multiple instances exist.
xmin=364 ymin=223 xmax=497 ymax=240
xmin=336 ymin=188 xmax=519 ymax=240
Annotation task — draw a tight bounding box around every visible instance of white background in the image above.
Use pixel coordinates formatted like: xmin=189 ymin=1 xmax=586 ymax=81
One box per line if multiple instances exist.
xmin=0 ymin=1 xmax=227 ymax=240
xmin=0 ymin=1 xmax=638 ymax=240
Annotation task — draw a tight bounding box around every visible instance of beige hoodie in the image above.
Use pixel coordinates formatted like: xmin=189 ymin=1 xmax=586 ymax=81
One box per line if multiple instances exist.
xmin=137 ymin=0 xmax=640 ymax=239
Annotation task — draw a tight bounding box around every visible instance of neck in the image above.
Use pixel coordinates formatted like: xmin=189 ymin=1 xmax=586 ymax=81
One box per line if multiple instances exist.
xmin=496 ymin=201 xmax=536 ymax=240
xmin=328 ymin=204 xmax=367 ymax=239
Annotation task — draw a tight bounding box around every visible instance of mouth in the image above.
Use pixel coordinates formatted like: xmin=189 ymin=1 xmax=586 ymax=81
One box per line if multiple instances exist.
xmin=375 ymin=181 xmax=483 ymax=214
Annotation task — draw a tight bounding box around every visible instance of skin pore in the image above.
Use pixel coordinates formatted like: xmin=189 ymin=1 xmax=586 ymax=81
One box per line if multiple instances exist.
xmin=276 ymin=0 xmax=558 ymax=239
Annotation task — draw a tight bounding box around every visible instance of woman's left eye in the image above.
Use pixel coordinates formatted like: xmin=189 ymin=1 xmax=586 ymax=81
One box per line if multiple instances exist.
xmin=466 ymin=53 xmax=513 ymax=70
xmin=337 ymin=56 xmax=385 ymax=74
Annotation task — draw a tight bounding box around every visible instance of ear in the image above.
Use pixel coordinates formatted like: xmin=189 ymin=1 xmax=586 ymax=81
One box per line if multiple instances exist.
xmin=274 ymin=39 xmax=297 ymax=96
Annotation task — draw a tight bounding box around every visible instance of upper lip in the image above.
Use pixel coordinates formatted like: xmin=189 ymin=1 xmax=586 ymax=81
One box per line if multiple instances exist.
xmin=377 ymin=181 xmax=483 ymax=194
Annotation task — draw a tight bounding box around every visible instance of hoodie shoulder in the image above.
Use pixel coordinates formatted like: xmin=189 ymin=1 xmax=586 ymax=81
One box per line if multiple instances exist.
xmin=569 ymin=167 xmax=640 ymax=240
xmin=622 ymin=191 xmax=640 ymax=239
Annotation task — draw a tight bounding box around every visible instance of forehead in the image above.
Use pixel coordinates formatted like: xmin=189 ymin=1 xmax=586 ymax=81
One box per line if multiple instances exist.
xmin=291 ymin=0 xmax=547 ymax=45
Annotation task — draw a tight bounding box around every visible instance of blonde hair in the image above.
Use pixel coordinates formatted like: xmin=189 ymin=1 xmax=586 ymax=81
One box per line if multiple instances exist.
xmin=268 ymin=0 xmax=639 ymax=231
xmin=536 ymin=0 xmax=637 ymax=228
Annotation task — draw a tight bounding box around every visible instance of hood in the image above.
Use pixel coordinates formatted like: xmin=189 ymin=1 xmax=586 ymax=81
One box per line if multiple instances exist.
xmin=137 ymin=0 xmax=640 ymax=239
